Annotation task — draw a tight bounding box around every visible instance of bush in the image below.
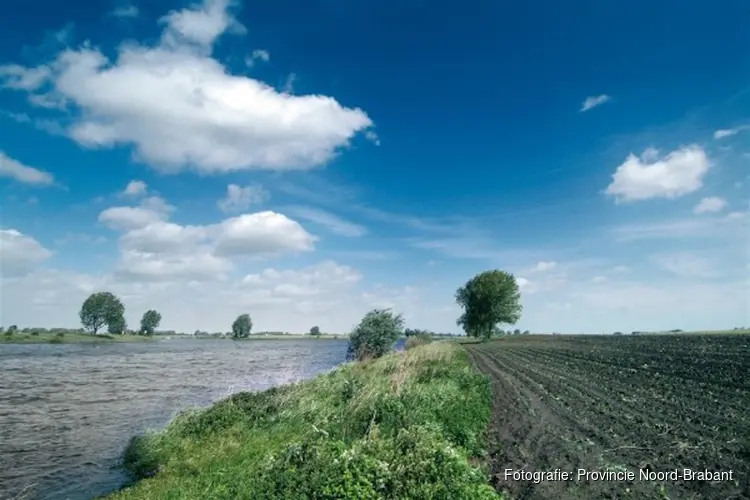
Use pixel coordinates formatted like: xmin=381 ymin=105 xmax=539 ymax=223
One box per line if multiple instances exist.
xmin=406 ymin=333 xmax=432 ymax=350
xmin=347 ymin=309 xmax=404 ymax=361
xmin=30 ymin=331 xmax=40 ymax=336
xmin=3 ymin=329 xmax=11 ymax=337
xmin=56 ymin=332 xmax=65 ymax=337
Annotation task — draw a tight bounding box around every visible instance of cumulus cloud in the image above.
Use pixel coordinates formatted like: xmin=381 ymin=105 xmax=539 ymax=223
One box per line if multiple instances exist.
xmin=97 ymin=190 xmax=317 ymax=282
xmin=0 ymin=152 xmax=55 ymax=185
xmin=283 ymin=206 xmax=366 ymax=237
xmin=580 ymin=94 xmax=611 ymax=112
xmin=693 ymin=196 xmax=727 ymax=214
xmin=0 ymin=229 xmax=53 ymax=277
xmin=98 ymin=196 xmax=174 ymax=230
xmin=241 ymin=260 xmax=361 ymax=298
xmin=217 ymin=184 xmax=269 ymax=213
xmin=213 ymin=212 xmax=316 ymax=257
xmin=123 ymin=180 xmax=147 ymax=196
xmin=605 ymin=145 xmax=710 ymax=202
xmin=0 ymin=0 xmax=374 ymax=174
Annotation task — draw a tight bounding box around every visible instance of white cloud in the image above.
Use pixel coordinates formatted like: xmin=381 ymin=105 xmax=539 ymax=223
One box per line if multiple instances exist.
xmin=241 ymin=260 xmax=361 ymax=297
xmin=580 ymin=94 xmax=611 ymax=112
xmin=0 ymin=152 xmax=55 ymax=186
xmin=112 ymin=3 xmax=139 ymax=18
xmin=0 ymin=0 xmax=374 ymax=174
xmin=245 ymin=49 xmax=270 ymax=67
xmin=98 ymin=196 xmax=174 ymax=230
xmin=693 ymin=196 xmax=727 ymax=214
xmin=611 ymin=212 xmax=747 ymax=242
xmin=0 ymin=65 xmax=50 ymax=91
xmin=605 ymin=145 xmax=710 ymax=202
xmin=99 ymin=192 xmax=317 ymax=282
xmin=217 ymin=184 xmax=269 ymax=213
xmin=530 ymin=261 xmax=557 ymax=272
xmin=714 ymin=126 xmax=747 ymax=140
xmin=651 ymin=252 xmax=716 ymax=278
xmin=213 ymin=212 xmax=316 ymax=257
xmin=0 ymin=229 xmax=53 ymax=277
xmin=283 ymin=206 xmax=366 ymax=237
xmin=123 ymin=180 xmax=147 ymax=196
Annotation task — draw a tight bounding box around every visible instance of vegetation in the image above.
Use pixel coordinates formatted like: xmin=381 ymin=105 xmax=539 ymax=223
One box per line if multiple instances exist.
xmin=405 ymin=333 xmax=432 ymax=350
xmin=79 ymin=292 xmax=126 ymax=334
xmin=455 ymin=270 xmax=522 ymax=340
xmin=140 ymin=310 xmax=162 ymax=336
xmin=347 ymin=309 xmax=404 ymax=361
xmin=0 ymin=330 xmax=152 ymax=344
xmin=232 ymin=313 xmax=253 ymax=339
xmin=310 ymin=325 xmax=321 ymax=337
xmin=108 ymin=314 xmax=128 ymax=335
xmin=465 ymin=334 xmax=750 ymax=499
xmin=110 ymin=342 xmax=499 ymax=500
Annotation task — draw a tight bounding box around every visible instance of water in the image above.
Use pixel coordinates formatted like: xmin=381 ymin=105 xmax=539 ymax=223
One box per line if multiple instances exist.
xmin=0 ymin=339 xmax=349 ymax=500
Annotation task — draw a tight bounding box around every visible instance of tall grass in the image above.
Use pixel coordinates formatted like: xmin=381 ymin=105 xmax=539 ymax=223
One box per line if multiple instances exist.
xmin=109 ymin=343 xmax=501 ymax=500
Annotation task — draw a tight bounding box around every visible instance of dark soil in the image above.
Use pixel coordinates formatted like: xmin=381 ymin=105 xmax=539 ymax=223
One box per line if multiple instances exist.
xmin=465 ymin=334 xmax=750 ymax=500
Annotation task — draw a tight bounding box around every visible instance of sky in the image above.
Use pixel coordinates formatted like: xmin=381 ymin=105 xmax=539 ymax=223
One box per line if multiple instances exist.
xmin=0 ymin=0 xmax=748 ymax=334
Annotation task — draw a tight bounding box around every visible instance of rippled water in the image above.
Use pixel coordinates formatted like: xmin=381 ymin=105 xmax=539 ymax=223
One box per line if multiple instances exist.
xmin=0 ymin=339 xmax=348 ymax=500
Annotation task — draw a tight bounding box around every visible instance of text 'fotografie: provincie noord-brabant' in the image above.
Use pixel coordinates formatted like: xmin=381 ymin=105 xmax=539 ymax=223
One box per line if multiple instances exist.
xmin=504 ymin=469 xmax=735 ymax=483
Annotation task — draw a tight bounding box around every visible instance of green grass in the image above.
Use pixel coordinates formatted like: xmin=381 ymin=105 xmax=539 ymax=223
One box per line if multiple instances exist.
xmin=107 ymin=342 xmax=501 ymax=500
xmin=0 ymin=332 xmax=154 ymax=344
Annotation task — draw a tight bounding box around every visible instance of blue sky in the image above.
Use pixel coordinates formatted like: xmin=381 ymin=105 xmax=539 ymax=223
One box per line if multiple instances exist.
xmin=1 ymin=0 xmax=748 ymax=334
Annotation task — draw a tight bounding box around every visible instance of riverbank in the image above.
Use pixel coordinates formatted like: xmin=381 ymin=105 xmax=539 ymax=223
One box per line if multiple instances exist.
xmin=107 ymin=342 xmax=500 ymax=499
xmin=0 ymin=333 xmax=154 ymax=344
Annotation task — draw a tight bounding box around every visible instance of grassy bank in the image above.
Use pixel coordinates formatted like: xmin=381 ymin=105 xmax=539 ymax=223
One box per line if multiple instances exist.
xmin=0 ymin=333 xmax=154 ymax=344
xmin=108 ymin=343 xmax=500 ymax=500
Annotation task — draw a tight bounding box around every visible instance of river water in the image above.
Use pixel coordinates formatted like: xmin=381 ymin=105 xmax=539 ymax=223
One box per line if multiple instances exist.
xmin=0 ymin=339 xmax=349 ymax=500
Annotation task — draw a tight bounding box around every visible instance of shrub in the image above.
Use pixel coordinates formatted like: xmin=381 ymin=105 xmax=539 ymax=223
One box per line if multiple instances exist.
xmin=3 ymin=329 xmax=11 ymax=337
xmin=347 ymin=309 xmax=404 ymax=361
xmin=30 ymin=331 xmax=40 ymax=336
xmin=406 ymin=333 xmax=432 ymax=350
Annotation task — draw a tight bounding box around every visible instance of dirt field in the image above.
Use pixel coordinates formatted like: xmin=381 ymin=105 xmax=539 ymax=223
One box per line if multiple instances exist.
xmin=465 ymin=334 xmax=750 ymax=500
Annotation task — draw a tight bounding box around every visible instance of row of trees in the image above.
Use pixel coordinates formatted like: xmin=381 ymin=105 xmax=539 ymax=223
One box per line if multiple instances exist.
xmin=79 ymin=292 xmax=162 ymax=335
xmin=345 ymin=270 xmax=523 ymax=360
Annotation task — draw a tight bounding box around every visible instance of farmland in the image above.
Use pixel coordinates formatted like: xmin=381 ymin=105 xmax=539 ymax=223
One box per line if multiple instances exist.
xmin=465 ymin=334 xmax=750 ymax=500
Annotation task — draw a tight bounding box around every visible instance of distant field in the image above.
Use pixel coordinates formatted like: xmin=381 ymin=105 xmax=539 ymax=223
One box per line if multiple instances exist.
xmin=465 ymin=333 xmax=750 ymax=499
xmin=0 ymin=333 xmax=153 ymax=344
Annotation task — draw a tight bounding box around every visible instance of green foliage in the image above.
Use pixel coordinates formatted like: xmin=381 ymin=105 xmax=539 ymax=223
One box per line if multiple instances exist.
xmin=112 ymin=343 xmax=499 ymax=500
xmin=310 ymin=325 xmax=321 ymax=337
xmin=455 ymin=270 xmax=522 ymax=339
xmin=406 ymin=333 xmax=432 ymax=350
xmin=404 ymin=328 xmax=432 ymax=338
xmin=232 ymin=313 xmax=253 ymax=339
xmin=3 ymin=329 xmax=11 ymax=337
xmin=7 ymin=325 xmax=18 ymax=334
xmin=347 ymin=309 xmax=404 ymax=361
xmin=140 ymin=310 xmax=162 ymax=335
xmin=108 ymin=314 xmax=127 ymax=335
xmin=79 ymin=292 xmax=125 ymax=334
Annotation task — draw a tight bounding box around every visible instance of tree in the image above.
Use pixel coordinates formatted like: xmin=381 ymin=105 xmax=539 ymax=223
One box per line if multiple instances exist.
xmin=455 ymin=270 xmax=522 ymax=340
xmin=513 ymin=329 xmax=521 ymax=335
xmin=108 ymin=315 xmax=127 ymax=335
xmin=79 ymin=292 xmax=125 ymax=334
xmin=347 ymin=309 xmax=404 ymax=361
xmin=140 ymin=310 xmax=162 ymax=335
xmin=232 ymin=314 xmax=253 ymax=339
xmin=309 ymin=326 xmax=321 ymax=337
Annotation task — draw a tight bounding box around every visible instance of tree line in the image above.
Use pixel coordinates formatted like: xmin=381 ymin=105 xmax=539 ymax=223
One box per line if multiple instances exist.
xmin=28 ymin=269 xmax=523 ymax=352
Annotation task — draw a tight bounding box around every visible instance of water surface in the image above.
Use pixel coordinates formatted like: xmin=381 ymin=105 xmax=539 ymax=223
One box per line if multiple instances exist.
xmin=0 ymin=339 xmax=348 ymax=500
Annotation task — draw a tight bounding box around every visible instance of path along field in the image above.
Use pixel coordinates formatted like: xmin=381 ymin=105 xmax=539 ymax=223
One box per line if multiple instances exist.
xmin=465 ymin=334 xmax=750 ymax=500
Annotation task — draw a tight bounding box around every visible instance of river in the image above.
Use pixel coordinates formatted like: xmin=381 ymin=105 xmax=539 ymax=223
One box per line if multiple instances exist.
xmin=0 ymin=339 xmax=349 ymax=500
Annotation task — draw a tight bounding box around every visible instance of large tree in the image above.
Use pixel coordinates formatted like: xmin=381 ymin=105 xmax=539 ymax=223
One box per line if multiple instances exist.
xmin=347 ymin=309 xmax=404 ymax=361
xmin=79 ymin=292 xmax=125 ymax=334
xmin=140 ymin=310 xmax=162 ymax=335
xmin=455 ymin=270 xmax=522 ymax=339
xmin=309 ymin=326 xmax=321 ymax=337
xmin=232 ymin=313 xmax=253 ymax=339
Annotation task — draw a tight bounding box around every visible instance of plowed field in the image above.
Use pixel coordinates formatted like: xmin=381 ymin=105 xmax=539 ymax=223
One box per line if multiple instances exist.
xmin=465 ymin=334 xmax=750 ymax=500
